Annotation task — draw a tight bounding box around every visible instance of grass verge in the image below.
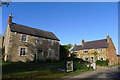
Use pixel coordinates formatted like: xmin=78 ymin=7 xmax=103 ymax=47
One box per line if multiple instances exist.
xmin=2 ymin=61 xmax=93 ymax=79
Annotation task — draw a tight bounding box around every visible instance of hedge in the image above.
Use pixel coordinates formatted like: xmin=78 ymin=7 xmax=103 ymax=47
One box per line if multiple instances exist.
xmin=96 ymin=59 xmax=109 ymax=66
xmin=73 ymin=60 xmax=87 ymax=70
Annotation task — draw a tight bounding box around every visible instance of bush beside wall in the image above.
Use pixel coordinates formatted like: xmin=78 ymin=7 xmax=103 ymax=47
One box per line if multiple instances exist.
xmin=74 ymin=61 xmax=87 ymax=70
xmin=96 ymin=59 xmax=109 ymax=66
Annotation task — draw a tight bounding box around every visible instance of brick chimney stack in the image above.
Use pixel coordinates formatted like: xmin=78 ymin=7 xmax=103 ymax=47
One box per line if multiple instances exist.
xmin=82 ymin=39 xmax=85 ymax=46
xmin=106 ymin=34 xmax=110 ymax=43
xmin=74 ymin=44 xmax=77 ymax=47
xmin=8 ymin=13 xmax=12 ymax=24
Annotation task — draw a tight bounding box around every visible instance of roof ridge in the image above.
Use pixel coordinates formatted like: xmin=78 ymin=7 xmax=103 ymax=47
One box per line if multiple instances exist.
xmin=10 ymin=22 xmax=59 ymax=41
xmin=71 ymin=39 xmax=108 ymax=51
xmin=12 ymin=22 xmax=52 ymax=33
xmin=77 ymin=45 xmax=82 ymax=46
xmin=85 ymin=39 xmax=107 ymax=43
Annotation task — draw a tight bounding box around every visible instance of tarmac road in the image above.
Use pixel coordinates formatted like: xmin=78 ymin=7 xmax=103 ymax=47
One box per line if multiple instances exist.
xmin=86 ymin=67 xmax=120 ymax=78
xmin=62 ymin=67 xmax=120 ymax=80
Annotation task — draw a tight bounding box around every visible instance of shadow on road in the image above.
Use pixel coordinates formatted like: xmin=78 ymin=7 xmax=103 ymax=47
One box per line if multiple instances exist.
xmin=59 ymin=78 xmax=119 ymax=80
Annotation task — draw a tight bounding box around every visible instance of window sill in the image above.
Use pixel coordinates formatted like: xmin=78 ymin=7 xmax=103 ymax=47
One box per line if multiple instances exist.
xmin=20 ymin=55 xmax=27 ymax=56
xmin=74 ymin=53 xmax=78 ymax=54
xmin=21 ymin=41 xmax=28 ymax=42
xmin=39 ymin=43 xmax=42 ymax=44
xmin=98 ymin=52 xmax=103 ymax=53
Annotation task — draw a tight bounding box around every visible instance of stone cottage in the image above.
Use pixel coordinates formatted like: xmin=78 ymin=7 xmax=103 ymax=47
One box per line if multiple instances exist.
xmin=71 ymin=36 xmax=118 ymax=65
xmin=3 ymin=14 xmax=60 ymax=62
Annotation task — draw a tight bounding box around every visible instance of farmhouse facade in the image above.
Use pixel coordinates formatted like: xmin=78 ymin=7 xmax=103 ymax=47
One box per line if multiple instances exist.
xmin=71 ymin=36 xmax=118 ymax=65
xmin=3 ymin=14 xmax=60 ymax=62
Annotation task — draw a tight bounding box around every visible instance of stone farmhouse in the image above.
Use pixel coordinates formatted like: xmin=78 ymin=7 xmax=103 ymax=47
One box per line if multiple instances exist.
xmin=71 ymin=36 xmax=118 ymax=65
xmin=3 ymin=14 xmax=60 ymax=62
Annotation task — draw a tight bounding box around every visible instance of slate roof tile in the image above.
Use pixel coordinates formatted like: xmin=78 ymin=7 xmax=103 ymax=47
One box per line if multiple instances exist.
xmin=10 ymin=23 xmax=60 ymax=41
xmin=71 ymin=39 xmax=108 ymax=51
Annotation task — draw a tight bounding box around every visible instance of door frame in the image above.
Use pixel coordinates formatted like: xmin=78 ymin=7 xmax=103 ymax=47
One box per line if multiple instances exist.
xmin=36 ymin=49 xmax=43 ymax=61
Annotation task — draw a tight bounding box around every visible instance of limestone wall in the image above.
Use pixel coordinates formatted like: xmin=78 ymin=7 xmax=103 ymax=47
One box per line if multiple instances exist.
xmin=107 ymin=39 xmax=118 ymax=65
xmin=4 ymin=31 xmax=60 ymax=62
xmin=78 ymin=48 xmax=108 ymax=61
xmin=3 ymin=25 xmax=11 ymax=61
xmin=117 ymin=55 xmax=120 ymax=64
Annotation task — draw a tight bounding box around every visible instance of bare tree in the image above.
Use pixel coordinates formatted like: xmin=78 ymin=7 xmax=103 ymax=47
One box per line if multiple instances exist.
xmin=0 ymin=0 xmax=12 ymax=7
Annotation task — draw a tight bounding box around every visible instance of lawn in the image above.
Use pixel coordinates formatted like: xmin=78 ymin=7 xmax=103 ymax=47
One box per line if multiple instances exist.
xmin=2 ymin=61 xmax=93 ymax=79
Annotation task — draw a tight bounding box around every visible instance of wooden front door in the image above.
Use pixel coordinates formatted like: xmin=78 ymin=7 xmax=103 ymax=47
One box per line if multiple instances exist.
xmin=91 ymin=57 xmax=94 ymax=63
xmin=37 ymin=49 xmax=43 ymax=61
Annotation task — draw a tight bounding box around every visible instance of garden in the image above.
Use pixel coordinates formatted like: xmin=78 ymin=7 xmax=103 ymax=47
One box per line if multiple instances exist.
xmin=2 ymin=59 xmax=93 ymax=79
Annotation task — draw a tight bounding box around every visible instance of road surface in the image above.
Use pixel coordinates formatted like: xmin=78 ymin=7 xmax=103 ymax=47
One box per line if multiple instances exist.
xmin=62 ymin=67 xmax=120 ymax=80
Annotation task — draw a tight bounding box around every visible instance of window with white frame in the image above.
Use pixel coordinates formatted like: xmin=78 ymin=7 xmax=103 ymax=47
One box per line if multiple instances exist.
xmin=48 ymin=49 xmax=54 ymax=58
xmin=83 ymin=56 xmax=88 ymax=61
xmin=98 ymin=56 xmax=104 ymax=60
xmin=21 ymin=34 xmax=27 ymax=42
xmin=36 ymin=37 xmax=42 ymax=44
xmin=51 ymin=49 xmax=55 ymax=57
xmin=98 ymin=48 xmax=102 ymax=53
xmin=83 ymin=50 xmax=88 ymax=53
xmin=19 ymin=47 xmax=27 ymax=56
xmin=47 ymin=49 xmax=50 ymax=58
xmin=49 ymin=39 xmax=53 ymax=45
xmin=91 ymin=57 xmax=94 ymax=62
xmin=85 ymin=57 xmax=88 ymax=61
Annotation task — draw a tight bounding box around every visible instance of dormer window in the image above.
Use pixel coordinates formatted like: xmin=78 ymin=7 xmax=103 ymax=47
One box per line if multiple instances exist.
xmin=36 ymin=37 xmax=42 ymax=44
xmin=21 ymin=34 xmax=27 ymax=42
xmin=98 ymin=48 xmax=102 ymax=53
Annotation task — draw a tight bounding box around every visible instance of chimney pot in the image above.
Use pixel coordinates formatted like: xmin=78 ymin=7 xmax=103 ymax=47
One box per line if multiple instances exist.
xmin=106 ymin=35 xmax=110 ymax=43
xmin=8 ymin=13 xmax=12 ymax=24
xmin=82 ymin=39 xmax=85 ymax=46
xmin=74 ymin=44 xmax=77 ymax=47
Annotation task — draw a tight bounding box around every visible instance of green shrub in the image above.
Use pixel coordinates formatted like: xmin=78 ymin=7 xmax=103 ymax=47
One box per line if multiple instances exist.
xmin=96 ymin=59 xmax=109 ymax=66
xmin=74 ymin=58 xmax=86 ymax=63
xmin=45 ymin=58 xmax=56 ymax=62
xmin=73 ymin=60 xmax=87 ymax=70
xmin=67 ymin=58 xmax=86 ymax=63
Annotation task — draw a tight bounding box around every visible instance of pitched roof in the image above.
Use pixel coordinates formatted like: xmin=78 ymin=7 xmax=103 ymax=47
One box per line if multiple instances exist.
xmin=9 ymin=23 xmax=60 ymax=41
xmin=71 ymin=45 xmax=82 ymax=51
xmin=71 ymin=39 xmax=108 ymax=51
